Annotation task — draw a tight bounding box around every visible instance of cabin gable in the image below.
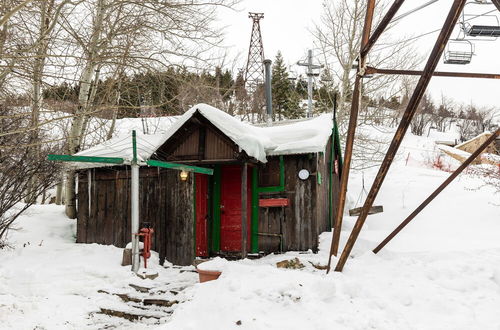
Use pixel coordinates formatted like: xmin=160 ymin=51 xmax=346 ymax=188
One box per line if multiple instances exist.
xmin=154 ymin=112 xmax=242 ymax=162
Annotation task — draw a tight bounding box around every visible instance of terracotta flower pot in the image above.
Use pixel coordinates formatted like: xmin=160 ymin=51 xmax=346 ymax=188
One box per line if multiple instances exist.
xmin=197 ymin=269 xmax=222 ymax=283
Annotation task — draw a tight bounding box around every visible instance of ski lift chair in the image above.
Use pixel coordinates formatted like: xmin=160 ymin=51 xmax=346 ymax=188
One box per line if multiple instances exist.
xmin=443 ymin=40 xmax=474 ymax=65
xmin=461 ymin=5 xmax=500 ymax=38
xmin=463 ymin=22 xmax=500 ymax=37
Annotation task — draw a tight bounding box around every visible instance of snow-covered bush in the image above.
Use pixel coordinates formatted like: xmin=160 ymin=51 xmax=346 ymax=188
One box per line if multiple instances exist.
xmin=0 ymin=105 xmax=61 ymax=246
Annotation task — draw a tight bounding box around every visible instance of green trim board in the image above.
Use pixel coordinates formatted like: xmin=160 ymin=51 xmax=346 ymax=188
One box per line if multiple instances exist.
xmin=329 ymin=117 xmax=343 ymax=230
xmin=328 ymin=132 xmax=334 ymax=231
xmin=210 ymin=165 xmax=222 ymax=253
xmin=47 ymin=154 xmax=124 ymax=164
xmin=255 ymin=156 xmax=285 ymax=193
xmin=146 ymin=160 xmax=214 ymax=175
xmin=250 ymin=155 xmax=286 ymax=253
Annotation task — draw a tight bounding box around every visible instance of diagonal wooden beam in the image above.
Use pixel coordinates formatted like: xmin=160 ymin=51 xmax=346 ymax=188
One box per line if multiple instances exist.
xmin=361 ymin=0 xmax=406 ymax=58
xmin=492 ymin=0 xmax=500 ymax=13
xmin=334 ymin=0 xmax=467 ymax=272
xmin=373 ymin=128 xmax=499 ymax=254
xmin=327 ymin=0 xmax=377 ymax=273
xmin=365 ymin=66 xmax=500 ymax=79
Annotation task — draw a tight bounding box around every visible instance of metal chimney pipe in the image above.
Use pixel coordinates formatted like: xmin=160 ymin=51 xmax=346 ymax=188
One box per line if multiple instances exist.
xmin=263 ymin=59 xmax=273 ymax=125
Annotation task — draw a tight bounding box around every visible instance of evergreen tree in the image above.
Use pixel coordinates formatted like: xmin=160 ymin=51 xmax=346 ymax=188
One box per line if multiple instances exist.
xmin=271 ymin=51 xmax=303 ymax=120
xmin=315 ymin=68 xmax=337 ymax=114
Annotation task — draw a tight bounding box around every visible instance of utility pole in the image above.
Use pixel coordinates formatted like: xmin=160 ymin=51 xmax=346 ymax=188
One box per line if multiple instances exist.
xmin=297 ymin=49 xmax=323 ymax=118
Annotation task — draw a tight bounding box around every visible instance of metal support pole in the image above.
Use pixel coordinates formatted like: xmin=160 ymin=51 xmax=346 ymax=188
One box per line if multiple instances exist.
xmin=241 ymin=162 xmax=248 ymax=258
xmin=131 ymin=130 xmax=140 ymax=273
xmin=307 ymin=50 xmax=313 ymax=118
xmin=297 ymin=50 xmax=323 ymax=118
xmin=373 ymin=128 xmax=499 ymax=253
xmin=334 ymin=0 xmax=467 ymax=273
xmin=326 ymin=0 xmax=376 ymax=272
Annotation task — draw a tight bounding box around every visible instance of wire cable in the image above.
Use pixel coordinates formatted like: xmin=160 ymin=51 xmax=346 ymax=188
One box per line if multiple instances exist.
xmin=373 ymin=8 xmax=498 ymax=53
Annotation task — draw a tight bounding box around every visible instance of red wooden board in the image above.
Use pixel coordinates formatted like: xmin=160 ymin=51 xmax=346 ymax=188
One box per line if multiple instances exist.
xmin=195 ymin=173 xmax=209 ymax=257
xmin=220 ymin=165 xmax=252 ymax=252
xmin=259 ymin=198 xmax=289 ymax=207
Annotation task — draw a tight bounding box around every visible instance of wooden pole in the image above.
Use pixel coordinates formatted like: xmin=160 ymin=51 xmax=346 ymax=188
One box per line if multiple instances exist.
xmin=365 ymin=67 xmax=500 ymax=79
xmin=361 ymin=0 xmax=406 ymax=58
xmin=373 ymin=128 xmax=500 ymax=253
xmin=334 ymin=0 xmax=467 ymax=272
xmin=492 ymin=0 xmax=500 ymax=12
xmin=241 ymin=162 xmax=248 ymax=258
xmin=327 ymin=0 xmax=376 ymax=272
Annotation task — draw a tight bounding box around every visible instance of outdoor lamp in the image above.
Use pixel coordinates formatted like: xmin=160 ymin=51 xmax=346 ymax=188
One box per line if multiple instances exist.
xmin=180 ymin=170 xmax=189 ymax=181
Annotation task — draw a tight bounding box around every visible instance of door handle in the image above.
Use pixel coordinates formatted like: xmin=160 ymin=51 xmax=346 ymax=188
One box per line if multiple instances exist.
xmin=220 ymin=204 xmax=225 ymax=213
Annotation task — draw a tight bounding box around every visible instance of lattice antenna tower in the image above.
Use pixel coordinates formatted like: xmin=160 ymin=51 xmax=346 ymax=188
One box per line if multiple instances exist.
xmin=245 ymin=13 xmax=265 ymax=94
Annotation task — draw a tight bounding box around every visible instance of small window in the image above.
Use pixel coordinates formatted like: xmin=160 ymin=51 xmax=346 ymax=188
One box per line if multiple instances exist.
xmin=258 ymin=157 xmax=280 ymax=187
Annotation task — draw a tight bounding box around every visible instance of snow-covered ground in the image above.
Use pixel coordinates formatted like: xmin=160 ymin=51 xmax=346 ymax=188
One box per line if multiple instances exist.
xmin=1 ymin=127 xmax=499 ymax=329
xmin=0 ymin=205 xmax=198 ymax=329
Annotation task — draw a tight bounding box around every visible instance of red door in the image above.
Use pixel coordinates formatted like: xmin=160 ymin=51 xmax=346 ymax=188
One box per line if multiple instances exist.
xmin=220 ymin=165 xmax=251 ymax=252
xmin=195 ymin=173 xmax=209 ymax=257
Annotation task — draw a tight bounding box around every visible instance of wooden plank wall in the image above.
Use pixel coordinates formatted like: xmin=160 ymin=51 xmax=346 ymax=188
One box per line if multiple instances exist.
xmin=77 ymin=167 xmax=194 ymax=266
xmin=258 ymin=153 xmax=332 ymax=253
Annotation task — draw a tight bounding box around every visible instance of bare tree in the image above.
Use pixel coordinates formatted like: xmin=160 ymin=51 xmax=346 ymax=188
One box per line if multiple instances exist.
xmin=314 ymin=0 xmax=422 ymax=127
xmin=313 ymin=0 xmax=422 ymax=169
xmin=410 ymin=94 xmax=434 ymax=136
xmin=60 ymin=0 xmax=238 ymax=218
xmin=0 ymin=104 xmax=60 ymax=246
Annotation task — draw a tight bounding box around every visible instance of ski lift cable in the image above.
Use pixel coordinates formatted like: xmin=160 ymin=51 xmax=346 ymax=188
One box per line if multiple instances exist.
xmin=373 ymin=8 xmax=497 ymax=53
xmin=392 ymin=0 xmax=441 ymax=22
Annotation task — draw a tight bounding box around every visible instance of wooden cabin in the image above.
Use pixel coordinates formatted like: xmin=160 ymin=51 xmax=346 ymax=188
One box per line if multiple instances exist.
xmin=75 ymin=104 xmax=341 ymax=265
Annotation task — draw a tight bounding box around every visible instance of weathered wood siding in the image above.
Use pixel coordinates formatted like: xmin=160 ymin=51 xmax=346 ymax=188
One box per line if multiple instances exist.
xmin=258 ymin=151 xmax=334 ymax=253
xmin=77 ymin=167 xmax=194 ymax=266
xmin=154 ymin=112 xmax=240 ymax=162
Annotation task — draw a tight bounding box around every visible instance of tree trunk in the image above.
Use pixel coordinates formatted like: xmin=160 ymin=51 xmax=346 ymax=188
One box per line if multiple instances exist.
xmin=55 ymin=181 xmax=63 ymax=205
xmin=25 ymin=0 xmax=55 ymax=204
xmin=65 ymin=0 xmax=106 ymax=218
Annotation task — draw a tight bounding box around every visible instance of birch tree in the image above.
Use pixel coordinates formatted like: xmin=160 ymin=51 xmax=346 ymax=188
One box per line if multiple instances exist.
xmin=61 ymin=0 xmax=238 ymax=218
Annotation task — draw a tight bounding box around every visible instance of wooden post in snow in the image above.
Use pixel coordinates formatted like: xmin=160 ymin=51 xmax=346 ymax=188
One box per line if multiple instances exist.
xmin=241 ymin=162 xmax=248 ymax=258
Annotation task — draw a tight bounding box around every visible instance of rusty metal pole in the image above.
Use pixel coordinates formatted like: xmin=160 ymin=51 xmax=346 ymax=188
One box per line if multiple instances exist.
xmin=373 ymin=128 xmax=500 ymax=253
xmin=492 ymin=0 xmax=500 ymax=12
xmin=327 ymin=0 xmax=376 ymax=272
xmin=334 ymin=0 xmax=467 ymax=273
xmin=365 ymin=67 xmax=500 ymax=79
xmin=361 ymin=0 xmax=406 ymax=58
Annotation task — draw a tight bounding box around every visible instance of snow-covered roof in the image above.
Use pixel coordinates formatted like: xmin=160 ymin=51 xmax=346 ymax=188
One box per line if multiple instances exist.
xmin=455 ymin=131 xmax=492 ymax=149
xmin=73 ymin=103 xmax=334 ymax=168
xmin=162 ymin=104 xmax=274 ymax=163
xmin=262 ymin=115 xmax=333 ymax=156
xmin=76 ymin=132 xmax=168 ymax=163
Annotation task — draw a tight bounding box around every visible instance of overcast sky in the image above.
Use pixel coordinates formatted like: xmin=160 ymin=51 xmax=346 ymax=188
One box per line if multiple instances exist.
xmin=218 ymin=0 xmax=500 ymax=109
